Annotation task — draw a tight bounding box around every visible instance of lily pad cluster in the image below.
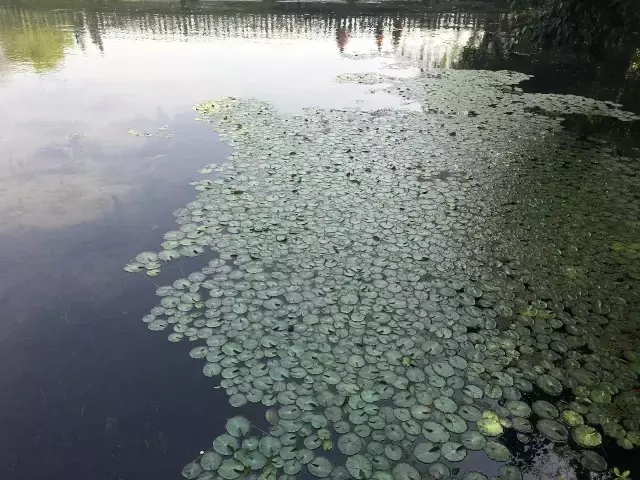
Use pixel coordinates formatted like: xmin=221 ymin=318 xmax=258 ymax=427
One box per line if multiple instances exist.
xmin=125 ymin=68 xmax=640 ymax=479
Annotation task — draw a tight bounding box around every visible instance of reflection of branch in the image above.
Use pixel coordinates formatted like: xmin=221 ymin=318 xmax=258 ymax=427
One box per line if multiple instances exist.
xmin=617 ymin=48 xmax=640 ymax=104
xmin=0 ymin=9 xmax=74 ymax=71
xmin=0 ymin=42 xmax=11 ymax=78
xmin=509 ymin=433 xmax=580 ymax=480
xmin=454 ymin=28 xmax=507 ymax=71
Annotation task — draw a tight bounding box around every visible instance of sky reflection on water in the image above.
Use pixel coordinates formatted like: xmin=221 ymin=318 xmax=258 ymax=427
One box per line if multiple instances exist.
xmin=0 ymin=4 xmax=484 ymax=479
xmin=0 ymin=3 xmax=638 ymax=480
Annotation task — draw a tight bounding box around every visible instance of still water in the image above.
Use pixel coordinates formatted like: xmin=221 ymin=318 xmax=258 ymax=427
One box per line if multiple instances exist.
xmin=0 ymin=1 xmax=638 ymax=480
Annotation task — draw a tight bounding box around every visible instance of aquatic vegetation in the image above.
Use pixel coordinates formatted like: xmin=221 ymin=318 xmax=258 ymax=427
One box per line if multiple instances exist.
xmin=127 ymin=126 xmax=176 ymax=138
xmin=125 ymin=66 xmax=640 ymax=479
xmin=613 ymin=467 xmax=632 ymax=480
xmin=477 ymin=411 xmax=504 ymax=437
xmin=580 ymin=451 xmax=607 ymax=472
xmin=599 ymin=390 xmax=640 ymax=432
xmin=572 ymin=425 xmax=602 ymax=447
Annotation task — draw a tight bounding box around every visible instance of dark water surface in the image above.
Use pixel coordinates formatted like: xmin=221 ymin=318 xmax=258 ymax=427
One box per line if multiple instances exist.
xmin=0 ymin=1 xmax=638 ymax=480
xmin=0 ymin=114 xmax=237 ymax=479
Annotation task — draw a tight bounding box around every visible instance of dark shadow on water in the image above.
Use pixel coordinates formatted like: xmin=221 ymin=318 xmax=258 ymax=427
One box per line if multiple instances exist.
xmin=559 ymin=115 xmax=640 ymax=159
xmin=0 ymin=112 xmax=270 ymax=480
xmin=451 ymin=15 xmax=640 ymax=114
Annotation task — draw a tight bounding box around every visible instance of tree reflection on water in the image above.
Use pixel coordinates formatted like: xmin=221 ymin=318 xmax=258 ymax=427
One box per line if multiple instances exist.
xmin=0 ymin=10 xmax=73 ymax=71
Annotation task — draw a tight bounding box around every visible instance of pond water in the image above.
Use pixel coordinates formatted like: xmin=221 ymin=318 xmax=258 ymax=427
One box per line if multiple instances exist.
xmin=0 ymin=1 xmax=639 ymax=480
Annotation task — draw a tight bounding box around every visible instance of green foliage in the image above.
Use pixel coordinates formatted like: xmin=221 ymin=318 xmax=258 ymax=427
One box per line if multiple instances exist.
xmin=613 ymin=467 xmax=631 ymax=480
xmin=510 ymin=0 xmax=640 ymax=51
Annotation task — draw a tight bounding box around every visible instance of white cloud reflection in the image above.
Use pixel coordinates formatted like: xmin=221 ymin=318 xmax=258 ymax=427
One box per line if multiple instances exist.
xmin=0 ymin=8 xmax=485 ymax=231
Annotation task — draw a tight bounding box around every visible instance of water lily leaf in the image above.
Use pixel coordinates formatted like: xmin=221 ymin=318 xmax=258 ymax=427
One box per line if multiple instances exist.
xmin=361 ymin=389 xmax=381 ymax=403
xmin=572 ymin=425 xmax=602 ymax=447
xmin=182 ymin=462 xmax=203 ymax=479
xmin=196 ymin=472 xmax=215 ymax=480
xmin=441 ymin=441 xmax=467 ymax=462
xmin=334 ymin=421 xmax=351 ymax=434
xmin=579 ymin=451 xmax=607 ymax=472
xmin=414 ymin=442 xmax=441 ymax=463
xmin=433 ymin=362 xmax=455 ymax=378
xmin=511 ymin=417 xmax=532 ymax=433
xmin=385 ymin=424 xmax=405 ymax=442
xmin=434 ymin=396 xmax=457 ymax=413
xmin=307 ymin=456 xmax=333 ymax=478
xmin=346 ymin=454 xmax=372 ymax=479
xmin=283 ymin=459 xmax=302 ymax=475
xmin=338 ymin=433 xmax=363 ymax=455
xmin=213 ymin=434 xmax=239 ymax=455
xmin=461 ymin=430 xmax=486 ymax=450
xmin=428 ymin=463 xmax=450 ymax=480
xmin=217 ymin=459 xmax=245 ymax=479
xmin=442 ymin=413 xmax=468 ymax=433
xmin=242 ymin=437 xmax=259 ymax=451
xmin=385 ymin=443 xmax=403 ymax=461
xmin=483 ymin=441 xmax=510 ymax=461
xmin=297 ymin=448 xmax=314 ymax=464
xmin=281 ymin=433 xmax=298 ymax=446
xmin=505 ymin=401 xmax=531 ymax=418
xmin=463 ymin=473 xmax=488 ymax=480
xmin=536 ymin=374 xmax=563 ymax=395
xmin=280 ymin=445 xmax=297 ymax=460
xmin=392 ymin=463 xmax=420 ymax=480
xmin=200 ymin=452 xmax=222 ymax=471
xmin=409 ymin=404 xmax=430 ymax=420
xmin=477 ymin=412 xmax=503 ymax=437
xmin=324 ymin=405 xmax=342 ymax=423
xmin=462 ymin=384 xmax=483 ymax=399
xmin=393 ymin=390 xmax=416 ymax=407
xmin=238 ymin=450 xmax=267 ymax=470
xmin=226 ymin=416 xmax=251 ymax=437
xmin=310 ymin=414 xmax=328 ymax=429
xmin=532 ymin=401 xmax=558 ymax=419
xmin=279 ymin=405 xmax=301 ymax=420
xmin=402 ymin=418 xmax=421 ymax=436
xmin=561 ymin=410 xmax=583 ymax=427
xmin=349 ymin=409 xmax=368 ymax=425
xmin=422 ymin=421 xmax=450 ymax=443
xmin=458 ymin=405 xmax=482 ymax=422
xmin=499 ymin=465 xmax=522 ymax=480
